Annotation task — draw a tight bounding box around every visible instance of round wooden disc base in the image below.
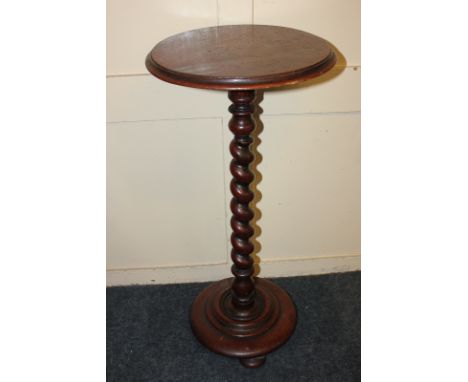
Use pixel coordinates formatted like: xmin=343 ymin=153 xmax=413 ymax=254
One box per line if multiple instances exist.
xmin=190 ymin=278 xmax=297 ymax=368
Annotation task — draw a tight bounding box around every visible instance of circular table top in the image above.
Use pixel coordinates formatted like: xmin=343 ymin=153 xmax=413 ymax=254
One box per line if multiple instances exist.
xmin=146 ymin=25 xmax=336 ymax=90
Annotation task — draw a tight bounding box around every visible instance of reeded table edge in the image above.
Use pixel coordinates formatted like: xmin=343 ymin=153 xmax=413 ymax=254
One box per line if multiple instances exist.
xmin=145 ymin=50 xmax=337 ymax=91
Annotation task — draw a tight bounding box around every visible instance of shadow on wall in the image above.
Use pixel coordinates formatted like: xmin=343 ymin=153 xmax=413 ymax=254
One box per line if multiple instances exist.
xmin=271 ymin=43 xmax=348 ymax=92
xmin=249 ymin=90 xmax=264 ymax=277
xmin=248 ymin=44 xmax=346 ymax=276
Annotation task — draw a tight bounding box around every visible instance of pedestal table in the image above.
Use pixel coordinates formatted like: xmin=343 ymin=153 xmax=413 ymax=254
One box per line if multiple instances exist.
xmin=145 ymin=25 xmax=337 ymax=368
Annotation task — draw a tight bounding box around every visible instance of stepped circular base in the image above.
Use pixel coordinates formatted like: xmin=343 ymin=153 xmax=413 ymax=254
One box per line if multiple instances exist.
xmin=190 ymin=277 xmax=296 ymax=367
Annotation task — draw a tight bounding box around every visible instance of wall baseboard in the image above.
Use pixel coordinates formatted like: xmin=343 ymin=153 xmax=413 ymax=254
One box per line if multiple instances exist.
xmin=106 ymin=254 xmax=360 ymax=286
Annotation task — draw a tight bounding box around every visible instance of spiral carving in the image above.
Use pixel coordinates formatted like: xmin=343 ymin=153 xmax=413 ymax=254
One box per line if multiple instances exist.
xmin=228 ymin=90 xmax=257 ymax=311
xmin=190 ymin=90 xmax=297 ymax=367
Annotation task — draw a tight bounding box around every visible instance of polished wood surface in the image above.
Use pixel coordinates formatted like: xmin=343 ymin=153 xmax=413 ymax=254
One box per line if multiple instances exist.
xmin=146 ymin=25 xmax=337 ymax=368
xmin=227 ymin=90 xmax=257 ymax=311
xmin=190 ymin=277 xmax=296 ymax=368
xmin=146 ymin=25 xmax=336 ymax=90
xmin=190 ymin=90 xmax=297 ymax=367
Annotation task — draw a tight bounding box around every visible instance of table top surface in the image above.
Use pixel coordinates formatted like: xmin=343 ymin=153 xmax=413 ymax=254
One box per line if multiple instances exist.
xmin=146 ymin=25 xmax=336 ymax=90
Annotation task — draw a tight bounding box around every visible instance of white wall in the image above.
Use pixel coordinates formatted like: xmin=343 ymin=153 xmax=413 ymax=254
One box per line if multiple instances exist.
xmin=107 ymin=0 xmax=361 ymax=285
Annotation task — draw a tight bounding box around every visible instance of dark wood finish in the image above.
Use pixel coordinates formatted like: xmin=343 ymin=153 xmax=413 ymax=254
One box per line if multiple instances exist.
xmin=146 ymin=25 xmax=336 ymax=90
xmin=190 ymin=278 xmax=296 ymax=367
xmin=190 ymin=90 xmax=296 ymax=367
xmin=228 ymin=90 xmax=257 ymax=311
xmin=145 ymin=25 xmax=337 ymax=368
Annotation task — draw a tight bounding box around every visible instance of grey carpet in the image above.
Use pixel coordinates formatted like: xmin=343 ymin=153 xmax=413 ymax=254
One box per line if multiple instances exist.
xmin=107 ymin=271 xmax=360 ymax=381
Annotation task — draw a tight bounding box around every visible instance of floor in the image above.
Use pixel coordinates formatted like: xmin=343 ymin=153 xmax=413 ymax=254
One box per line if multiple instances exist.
xmin=107 ymin=271 xmax=360 ymax=381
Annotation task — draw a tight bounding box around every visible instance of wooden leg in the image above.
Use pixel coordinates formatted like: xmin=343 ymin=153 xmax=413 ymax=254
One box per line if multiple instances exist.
xmin=190 ymin=90 xmax=297 ymax=367
xmin=240 ymin=355 xmax=266 ymax=368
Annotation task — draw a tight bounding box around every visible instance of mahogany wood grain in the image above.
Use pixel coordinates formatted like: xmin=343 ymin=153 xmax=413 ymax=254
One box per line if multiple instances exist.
xmin=145 ymin=24 xmax=337 ymax=368
xmin=146 ymin=25 xmax=336 ymax=90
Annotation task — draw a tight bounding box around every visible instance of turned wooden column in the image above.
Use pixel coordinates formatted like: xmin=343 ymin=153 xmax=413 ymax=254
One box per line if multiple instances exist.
xmin=145 ymin=25 xmax=337 ymax=368
xmin=228 ymin=90 xmax=257 ymax=313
